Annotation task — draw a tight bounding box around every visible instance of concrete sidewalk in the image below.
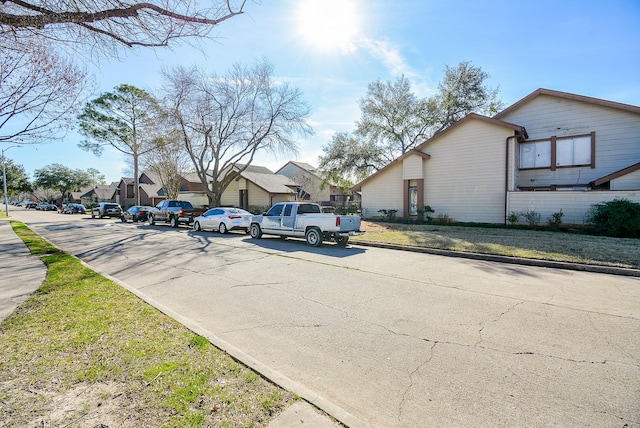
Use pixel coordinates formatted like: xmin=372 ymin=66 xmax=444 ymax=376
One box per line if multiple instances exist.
xmin=0 ymin=218 xmax=47 ymax=322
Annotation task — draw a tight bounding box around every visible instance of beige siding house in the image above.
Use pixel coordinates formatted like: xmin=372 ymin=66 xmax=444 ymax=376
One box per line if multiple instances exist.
xmin=354 ymin=88 xmax=640 ymax=225
xmin=216 ymin=164 xmax=297 ymax=212
xmin=276 ymin=161 xmax=351 ymax=206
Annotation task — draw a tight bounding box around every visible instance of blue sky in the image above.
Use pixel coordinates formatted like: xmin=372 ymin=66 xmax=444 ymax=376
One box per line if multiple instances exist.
xmin=7 ymin=0 xmax=640 ymax=184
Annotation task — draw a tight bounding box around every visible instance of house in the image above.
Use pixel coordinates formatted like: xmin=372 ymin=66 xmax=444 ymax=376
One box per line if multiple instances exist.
xmin=276 ymin=161 xmax=351 ymax=206
xmin=74 ymin=184 xmax=118 ymax=206
xmin=216 ymin=164 xmax=297 ymax=211
xmin=352 ymin=88 xmax=640 ymax=225
xmin=133 ymin=171 xmax=208 ymax=208
xmin=115 ymin=177 xmax=136 ymax=208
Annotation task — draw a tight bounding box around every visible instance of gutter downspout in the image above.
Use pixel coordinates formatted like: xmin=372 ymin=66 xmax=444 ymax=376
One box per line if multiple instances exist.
xmin=505 ymin=134 xmax=517 ymax=226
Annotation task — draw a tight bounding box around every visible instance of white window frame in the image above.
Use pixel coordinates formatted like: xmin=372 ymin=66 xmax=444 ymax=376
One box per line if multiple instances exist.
xmin=519 ymin=140 xmax=551 ymax=169
xmin=556 ymin=135 xmax=592 ymax=167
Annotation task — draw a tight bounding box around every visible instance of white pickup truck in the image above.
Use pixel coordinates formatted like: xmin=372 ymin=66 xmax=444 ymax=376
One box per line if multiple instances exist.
xmin=249 ymin=202 xmax=362 ymax=246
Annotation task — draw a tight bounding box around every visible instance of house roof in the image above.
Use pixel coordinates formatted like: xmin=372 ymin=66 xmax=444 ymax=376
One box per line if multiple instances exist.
xmin=352 ymin=113 xmax=527 ymax=191
xmin=77 ymin=185 xmax=116 ymax=200
xmin=276 ymin=161 xmax=320 ymax=176
xmin=139 ymin=183 xmax=164 ymax=198
xmin=240 ymin=169 xmax=296 ymax=194
xmin=494 ymin=88 xmax=640 ymax=119
xmin=591 ymin=162 xmax=640 ymax=187
xmin=119 ymin=177 xmax=135 ymax=185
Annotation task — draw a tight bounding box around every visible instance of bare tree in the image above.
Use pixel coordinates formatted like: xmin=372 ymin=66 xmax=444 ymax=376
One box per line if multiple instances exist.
xmin=142 ymin=131 xmax=190 ymax=199
xmin=162 ymin=59 xmax=313 ymax=207
xmin=0 ymin=44 xmax=91 ymax=145
xmin=1 ymin=0 xmax=247 ymax=55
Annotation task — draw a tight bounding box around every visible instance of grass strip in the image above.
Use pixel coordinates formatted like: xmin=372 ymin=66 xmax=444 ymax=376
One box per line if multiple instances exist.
xmin=1 ymin=222 xmax=293 ymax=427
xmin=354 ymin=222 xmax=640 ymax=269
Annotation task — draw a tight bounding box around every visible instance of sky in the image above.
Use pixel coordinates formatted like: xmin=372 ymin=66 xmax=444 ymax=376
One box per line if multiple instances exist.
xmin=6 ymin=0 xmax=640 ymax=184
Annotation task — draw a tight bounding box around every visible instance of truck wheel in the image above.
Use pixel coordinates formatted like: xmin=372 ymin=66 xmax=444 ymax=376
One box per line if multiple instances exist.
xmin=170 ymin=216 xmax=178 ymax=228
xmin=250 ymin=224 xmax=262 ymax=239
xmin=148 ymin=215 xmax=155 ymax=225
xmin=219 ymin=222 xmax=228 ymax=234
xmin=335 ymin=236 xmax=349 ymax=246
xmin=305 ymin=228 xmax=322 ymax=247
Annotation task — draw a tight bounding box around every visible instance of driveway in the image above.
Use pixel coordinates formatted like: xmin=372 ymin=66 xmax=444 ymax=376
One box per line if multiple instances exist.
xmin=11 ymin=208 xmax=640 ymax=427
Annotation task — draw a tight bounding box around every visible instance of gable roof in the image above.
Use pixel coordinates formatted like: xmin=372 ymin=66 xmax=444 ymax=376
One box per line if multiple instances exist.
xmin=240 ymin=169 xmax=296 ymax=194
xmin=495 ymin=88 xmax=640 ymax=119
xmin=77 ymin=185 xmax=116 ymax=200
xmin=139 ymin=183 xmax=164 ymax=198
xmin=276 ymin=161 xmax=320 ymax=176
xmin=352 ymin=113 xmax=527 ymax=191
xmin=591 ymin=162 xmax=640 ymax=187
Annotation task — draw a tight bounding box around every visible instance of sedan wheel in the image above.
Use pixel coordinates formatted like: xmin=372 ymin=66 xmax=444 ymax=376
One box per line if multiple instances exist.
xmin=219 ymin=222 xmax=228 ymax=234
xmin=194 ymin=221 xmax=202 ymax=231
xmin=170 ymin=216 xmax=178 ymax=228
xmin=121 ymin=216 xmax=127 ymax=222
xmin=148 ymin=215 xmax=155 ymax=225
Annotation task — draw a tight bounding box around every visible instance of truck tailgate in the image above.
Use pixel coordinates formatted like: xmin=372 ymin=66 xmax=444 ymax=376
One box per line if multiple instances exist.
xmin=338 ymin=215 xmax=361 ymax=232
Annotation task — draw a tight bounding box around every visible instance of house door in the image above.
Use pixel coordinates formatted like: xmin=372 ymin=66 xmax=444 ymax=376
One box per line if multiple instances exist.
xmin=239 ymin=189 xmax=248 ymax=209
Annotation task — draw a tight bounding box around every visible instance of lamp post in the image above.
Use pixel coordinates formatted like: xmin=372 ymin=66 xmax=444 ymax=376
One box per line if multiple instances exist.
xmin=2 ymin=145 xmax=20 ymax=217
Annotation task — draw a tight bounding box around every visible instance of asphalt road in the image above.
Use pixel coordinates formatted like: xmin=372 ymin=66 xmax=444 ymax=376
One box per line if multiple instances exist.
xmin=10 ymin=207 xmax=640 ymax=427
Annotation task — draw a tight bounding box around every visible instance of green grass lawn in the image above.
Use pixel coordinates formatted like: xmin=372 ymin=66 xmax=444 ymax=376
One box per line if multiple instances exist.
xmin=1 ymin=221 xmax=294 ymax=427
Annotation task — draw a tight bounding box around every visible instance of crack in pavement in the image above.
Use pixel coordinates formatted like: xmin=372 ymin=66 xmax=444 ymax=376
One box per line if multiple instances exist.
xmin=397 ymin=341 xmax=437 ymax=427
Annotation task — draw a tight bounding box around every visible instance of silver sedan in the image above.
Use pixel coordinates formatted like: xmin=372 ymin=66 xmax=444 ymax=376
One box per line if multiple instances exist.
xmin=192 ymin=207 xmax=252 ymax=234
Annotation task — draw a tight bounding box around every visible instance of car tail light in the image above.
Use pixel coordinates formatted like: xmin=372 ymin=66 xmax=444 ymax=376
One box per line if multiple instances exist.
xmin=336 ymin=216 xmax=341 ymax=227
xmin=228 ymin=215 xmax=241 ymax=219
xmin=179 ymin=208 xmax=184 ymax=216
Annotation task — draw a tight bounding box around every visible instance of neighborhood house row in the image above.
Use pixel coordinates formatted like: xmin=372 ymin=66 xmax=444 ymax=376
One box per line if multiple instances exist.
xmin=37 ymin=88 xmax=639 ymax=226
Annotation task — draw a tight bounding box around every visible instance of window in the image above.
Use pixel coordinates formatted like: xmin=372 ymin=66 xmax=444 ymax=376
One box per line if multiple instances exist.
xmin=409 ymin=186 xmax=418 ymax=216
xmin=266 ymin=204 xmax=283 ymax=216
xmin=520 ymin=140 xmax=551 ymax=169
xmin=283 ymin=204 xmax=292 ymax=216
xmin=519 ymin=132 xmax=594 ymax=170
xmin=556 ymin=135 xmax=592 ymax=167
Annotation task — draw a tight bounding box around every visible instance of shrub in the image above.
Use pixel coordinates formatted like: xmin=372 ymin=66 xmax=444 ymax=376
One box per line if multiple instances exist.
xmin=378 ymin=209 xmax=398 ymax=221
xmin=417 ymin=205 xmax=435 ymax=222
xmin=521 ymin=209 xmax=541 ymax=227
xmin=547 ymin=209 xmax=564 ymax=231
xmin=584 ymin=198 xmax=640 ymax=238
xmin=435 ymin=213 xmax=451 ymax=223
xmin=507 ymin=211 xmax=520 ymax=225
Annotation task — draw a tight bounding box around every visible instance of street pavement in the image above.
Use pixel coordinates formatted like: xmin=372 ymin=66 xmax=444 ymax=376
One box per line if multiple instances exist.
xmin=3 ymin=206 xmax=640 ymax=427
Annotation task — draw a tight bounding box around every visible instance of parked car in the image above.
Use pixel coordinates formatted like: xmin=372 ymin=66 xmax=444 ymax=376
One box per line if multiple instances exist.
xmin=249 ymin=202 xmax=362 ymax=246
xmin=121 ymin=205 xmax=154 ymax=223
xmin=35 ymin=202 xmax=58 ymax=211
xmin=148 ymin=200 xmax=205 ymax=228
xmin=62 ymin=203 xmax=86 ymax=214
xmin=92 ymin=202 xmax=122 ymax=219
xmin=24 ymin=202 xmax=37 ymax=209
xmin=193 ymin=207 xmax=252 ymax=233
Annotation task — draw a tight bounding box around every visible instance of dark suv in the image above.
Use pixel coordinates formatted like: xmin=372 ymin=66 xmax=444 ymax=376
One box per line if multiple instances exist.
xmin=92 ymin=202 xmax=122 ymax=219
